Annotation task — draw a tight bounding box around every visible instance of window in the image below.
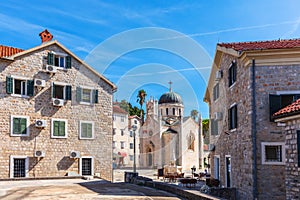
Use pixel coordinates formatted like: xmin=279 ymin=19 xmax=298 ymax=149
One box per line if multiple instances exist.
xmin=113 ymin=115 xmax=116 ymax=121
xmin=228 ymin=104 xmax=237 ymax=130
xmin=261 ymin=142 xmax=285 ymax=165
xmin=213 ymin=83 xmax=219 ymax=101
xmin=121 ymin=129 xmax=124 ymax=136
xmin=166 ymin=108 xmax=169 ymax=115
xmin=80 ymin=121 xmax=94 ymax=139
xmin=112 ymin=141 xmax=116 ymax=149
xmin=51 ymin=118 xmax=67 ymax=138
xmin=298 ymin=131 xmax=300 ymax=167
xmin=134 ymin=120 xmax=137 ymax=124
xmin=6 ymin=76 xmax=34 ymax=97
xmin=10 ymin=156 xmax=29 ymax=178
xmin=47 ymin=52 xmax=71 ymax=69
xmin=121 ymin=116 xmax=125 ymax=122
xmin=269 ymin=93 xmax=300 ymax=121
xmin=120 ymin=141 xmax=125 ymax=149
xmin=76 ymin=87 xmax=98 ymax=104
xmin=80 ymin=157 xmax=93 ymax=176
xmin=113 ymin=128 xmax=116 ymax=135
xmin=52 ymin=82 xmax=72 ymax=100
xmin=11 ymin=115 xmax=29 ymax=136
xmin=188 ymin=132 xmax=195 ymax=151
xmin=211 ymin=119 xmax=218 ymax=135
xmin=130 ymin=155 xmax=134 ymax=161
xmin=130 ymin=131 xmax=133 ymax=137
xmin=173 ymin=108 xmax=175 ymax=115
xmin=130 ymin=143 xmax=133 ymax=149
xmin=228 ymin=61 xmax=237 ymax=87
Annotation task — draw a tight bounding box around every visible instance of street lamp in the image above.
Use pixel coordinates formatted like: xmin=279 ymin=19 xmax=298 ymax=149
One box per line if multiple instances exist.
xmin=131 ymin=125 xmax=137 ymax=173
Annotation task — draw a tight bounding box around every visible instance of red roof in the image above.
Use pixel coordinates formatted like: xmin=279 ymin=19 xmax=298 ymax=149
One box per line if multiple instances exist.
xmin=218 ymin=38 xmax=300 ymax=51
xmin=0 ymin=45 xmax=24 ymax=57
xmin=113 ymin=105 xmax=128 ymax=114
xmin=273 ymin=99 xmax=300 ymax=118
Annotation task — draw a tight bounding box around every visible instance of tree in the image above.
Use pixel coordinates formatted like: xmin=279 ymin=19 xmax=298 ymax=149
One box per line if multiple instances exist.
xmin=137 ymin=89 xmax=147 ymax=122
xmin=119 ymin=99 xmax=129 ymax=112
xmin=190 ymin=109 xmax=199 ymax=120
xmin=202 ymin=119 xmax=209 ymax=144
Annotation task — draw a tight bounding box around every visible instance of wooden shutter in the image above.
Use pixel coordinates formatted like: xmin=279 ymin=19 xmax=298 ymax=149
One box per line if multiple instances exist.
xmin=27 ymin=80 xmax=34 ymax=96
xmin=234 ymin=105 xmax=237 ymax=129
xmin=297 ymin=131 xmax=300 ymax=167
xmin=93 ymin=89 xmax=98 ymax=103
xmin=211 ymin=119 xmax=218 ymax=135
xmin=47 ymin=52 xmax=54 ymax=65
xmin=76 ymin=87 xmax=82 ymax=102
xmin=53 ymin=121 xmax=59 ymax=136
xmin=66 ymin=56 xmax=72 ymax=69
xmin=52 ymin=82 xmax=55 ymax=98
xmin=60 ymin=121 xmax=65 ymax=136
xmin=269 ymin=94 xmax=282 ymax=121
xmin=87 ymin=123 xmax=92 ymax=138
xmin=20 ymin=118 xmax=27 ymax=134
xmin=6 ymin=76 xmax=13 ymax=94
xmin=66 ymin=85 xmax=72 ymax=100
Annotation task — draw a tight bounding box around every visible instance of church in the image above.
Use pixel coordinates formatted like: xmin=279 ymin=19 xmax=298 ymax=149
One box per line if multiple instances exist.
xmin=140 ymin=83 xmax=200 ymax=173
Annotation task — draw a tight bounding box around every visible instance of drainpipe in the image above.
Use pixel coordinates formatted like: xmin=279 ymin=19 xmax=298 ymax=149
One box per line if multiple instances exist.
xmin=251 ymin=59 xmax=258 ymax=199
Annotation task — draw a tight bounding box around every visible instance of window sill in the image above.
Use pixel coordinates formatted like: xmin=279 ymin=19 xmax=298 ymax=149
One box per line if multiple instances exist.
xmin=79 ymin=102 xmax=93 ymax=106
xmin=229 ymin=82 xmax=236 ymax=89
xmin=262 ymin=162 xmax=285 ymax=165
xmin=79 ymin=137 xmax=94 ymax=140
xmin=51 ymin=136 xmax=68 ymax=139
xmin=229 ymin=128 xmax=237 ymax=132
xmin=10 ymin=134 xmax=29 ymax=137
xmin=11 ymin=94 xmax=30 ymax=98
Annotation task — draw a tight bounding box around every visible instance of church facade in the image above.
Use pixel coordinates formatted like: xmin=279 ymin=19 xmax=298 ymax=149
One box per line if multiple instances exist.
xmin=140 ymin=87 xmax=200 ymax=172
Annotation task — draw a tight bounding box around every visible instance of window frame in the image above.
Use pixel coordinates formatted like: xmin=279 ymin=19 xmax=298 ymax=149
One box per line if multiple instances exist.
xmin=10 ymin=155 xmax=29 ymax=178
xmin=8 ymin=76 xmax=34 ymax=98
xmin=120 ymin=141 xmax=125 ymax=149
xmin=261 ymin=142 xmax=285 ymax=165
xmin=213 ymin=82 xmax=220 ymax=101
xmin=48 ymin=51 xmax=71 ymax=69
xmin=228 ymin=103 xmax=237 ymax=130
xmin=228 ymin=61 xmax=237 ymax=87
xmin=79 ymin=120 xmax=94 ymax=139
xmin=130 ymin=143 xmax=134 ymax=149
xmin=10 ymin=115 xmax=30 ymax=137
xmin=51 ymin=118 xmax=68 ymax=138
xmin=76 ymin=86 xmax=98 ymax=104
xmin=52 ymin=82 xmax=72 ymax=100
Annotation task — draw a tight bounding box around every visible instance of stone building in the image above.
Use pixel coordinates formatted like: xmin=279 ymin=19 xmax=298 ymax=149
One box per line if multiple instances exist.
xmin=140 ymin=85 xmax=200 ymax=172
xmin=112 ymin=104 xmax=141 ymax=168
xmin=204 ymin=39 xmax=300 ymax=199
xmin=273 ymin=100 xmax=300 ymax=200
xmin=0 ymin=30 xmax=116 ymax=181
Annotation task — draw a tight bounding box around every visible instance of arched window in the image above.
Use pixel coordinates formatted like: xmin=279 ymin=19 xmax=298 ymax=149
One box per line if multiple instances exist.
xmin=173 ymin=108 xmax=175 ymax=115
xmin=188 ymin=132 xmax=195 ymax=151
xmin=166 ymin=108 xmax=168 ymax=115
xmin=160 ymin=109 xmax=163 ymax=116
xmin=179 ymin=109 xmax=181 ymax=116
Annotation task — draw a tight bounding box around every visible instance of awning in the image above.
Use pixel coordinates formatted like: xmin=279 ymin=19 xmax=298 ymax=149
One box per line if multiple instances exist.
xmin=118 ymin=152 xmax=127 ymax=157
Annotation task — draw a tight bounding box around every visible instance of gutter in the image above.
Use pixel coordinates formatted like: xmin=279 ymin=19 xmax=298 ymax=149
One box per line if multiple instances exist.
xmin=251 ymin=59 xmax=258 ymax=199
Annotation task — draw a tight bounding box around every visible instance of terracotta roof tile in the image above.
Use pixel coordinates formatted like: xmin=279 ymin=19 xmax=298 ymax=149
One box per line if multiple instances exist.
xmin=218 ymin=38 xmax=300 ymax=51
xmin=273 ymin=99 xmax=300 ymax=118
xmin=113 ymin=105 xmax=128 ymax=114
xmin=0 ymin=45 xmax=24 ymax=57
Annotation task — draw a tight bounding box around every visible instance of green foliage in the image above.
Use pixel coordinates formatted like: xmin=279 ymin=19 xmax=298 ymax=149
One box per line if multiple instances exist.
xmin=202 ymin=119 xmax=209 ymax=131
xmin=190 ymin=109 xmax=199 ymax=120
xmin=119 ymin=100 xmax=129 ymax=112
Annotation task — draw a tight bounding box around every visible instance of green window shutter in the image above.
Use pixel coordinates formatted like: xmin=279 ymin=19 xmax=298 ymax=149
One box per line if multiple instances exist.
xmin=20 ymin=118 xmax=27 ymax=135
xmin=47 ymin=52 xmax=54 ymax=65
xmin=59 ymin=121 xmax=65 ymax=136
xmin=87 ymin=123 xmax=92 ymax=138
xmin=52 ymin=82 xmax=55 ymax=98
xmin=93 ymin=89 xmax=99 ymax=103
xmin=66 ymin=85 xmax=72 ymax=100
xmin=76 ymin=87 xmax=82 ymax=102
xmin=81 ymin=123 xmax=87 ymax=137
xmin=53 ymin=121 xmax=59 ymax=136
xmin=13 ymin=118 xmax=20 ymax=134
xmin=6 ymin=76 xmax=13 ymax=94
xmin=27 ymin=80 xmax=34 ymax=96
xmin=66 ymin=56 xmax=72 ymax=69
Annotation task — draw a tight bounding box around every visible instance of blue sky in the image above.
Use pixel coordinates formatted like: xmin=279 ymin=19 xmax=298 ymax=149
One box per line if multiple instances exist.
xmin=1 ymin=0 xmax=300 ymax=118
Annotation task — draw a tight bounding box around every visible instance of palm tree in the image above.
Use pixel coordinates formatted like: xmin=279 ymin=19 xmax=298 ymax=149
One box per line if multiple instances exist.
xmin=190 ymin=109 xmax=199 ymax=120
xmin=137 ymin=89 xmax=147 ymax=122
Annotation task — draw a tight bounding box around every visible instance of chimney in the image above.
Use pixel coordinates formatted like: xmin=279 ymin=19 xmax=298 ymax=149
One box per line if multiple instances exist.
xmin=39 ymin=29 xmax=53 ymax=43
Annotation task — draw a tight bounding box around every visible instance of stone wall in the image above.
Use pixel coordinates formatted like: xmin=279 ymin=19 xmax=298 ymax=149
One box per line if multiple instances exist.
xmin=282 ymin=120 xmax=300 ymax=200
xmin=0 ymin=44 xmax=113 ymax=181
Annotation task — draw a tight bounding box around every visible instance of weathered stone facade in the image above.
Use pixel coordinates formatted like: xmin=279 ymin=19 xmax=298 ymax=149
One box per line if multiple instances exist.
xmin=205 ymin=41 xmax=300 ymax=199
xmin=0 ymin=41 xmax=115 ymax=181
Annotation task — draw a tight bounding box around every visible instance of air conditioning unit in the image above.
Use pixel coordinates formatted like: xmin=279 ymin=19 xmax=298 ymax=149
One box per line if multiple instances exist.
xmin=35 ymin=150 xmax=45 ymax=157
xmin=208 ymin=144 xmax=215 ymax=151
xmin=53 ymin=98 xmax=64 ymax=106
xmin=214 ymin=112 xmax=223 ymax=121
xmin=46 ymin=65 xmax=57 ymax=73
xmin=35 ymin=119 xmax=47 ymax=128
xmin=34 ymin=79 xmax=46 ymax=87
xmin=215 ymin=70 xmax=223 ymax=81
xmin=70 ymin=151 xmax=80 ymax=158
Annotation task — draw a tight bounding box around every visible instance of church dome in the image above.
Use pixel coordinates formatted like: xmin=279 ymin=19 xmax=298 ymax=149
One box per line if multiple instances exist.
xmin=158 ymin=91 xmax=183 ymax=104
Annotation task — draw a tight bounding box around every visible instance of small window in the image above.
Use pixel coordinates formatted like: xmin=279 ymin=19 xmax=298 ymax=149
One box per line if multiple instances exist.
xmin=188 ymin=132 xmax=195 ymax=151
xmin=47 ymin=52 xmax=71 ymax=69
xmin=10 ymin=156 xmax=29 ymax=178
xmin=121 ymin=129 xmax=124 ymax=136
xmin=80 ymin=121 xmax=94 ymax=139
xmin=112 ymin=141 xmax=116 ymax=149
xmin=11 ymin=115 xmax=29 ymax=136
xmin=130 ymin=131 xmax=133 ymax=137
xmin=262 ymin=142 xmax=285 ymax=165
xmin=134 ymin=120 xmax=137 ymax=124
xmin=130 ymin=143 xmax=133 ymax=149
xmin=51 ymin=118 xmax=67 ymax=138
xmin=121 ymin=116 xmax=125 ymax=122
xmin=213 ymin=83 xmax=219 ymax=101
xmin=228 ymin=104 xmax=237 ymax=130
xmin=6 ymin=77 xmax=34 ymax=97
xmin=113 ymin=128 xmax=116 ymax=135
xmin=228 ymin=62 xmax=237 ymax=87
xmin=113 ymin=115 xmax=116 ymax=121
xmin=166 ymin=108 xmax=169 ymax=115
xmin=52 ymin=83 xmax=72 ymax=100
xmin=129 ymin=155 xmax=134 ymax=161
xmin=173 ymin=108 xmax=176 ymax=115
xmin=76 ymin=87 xmax=98 ymax=104
xmin=120 ymin=141 xmax=125 ymax=149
